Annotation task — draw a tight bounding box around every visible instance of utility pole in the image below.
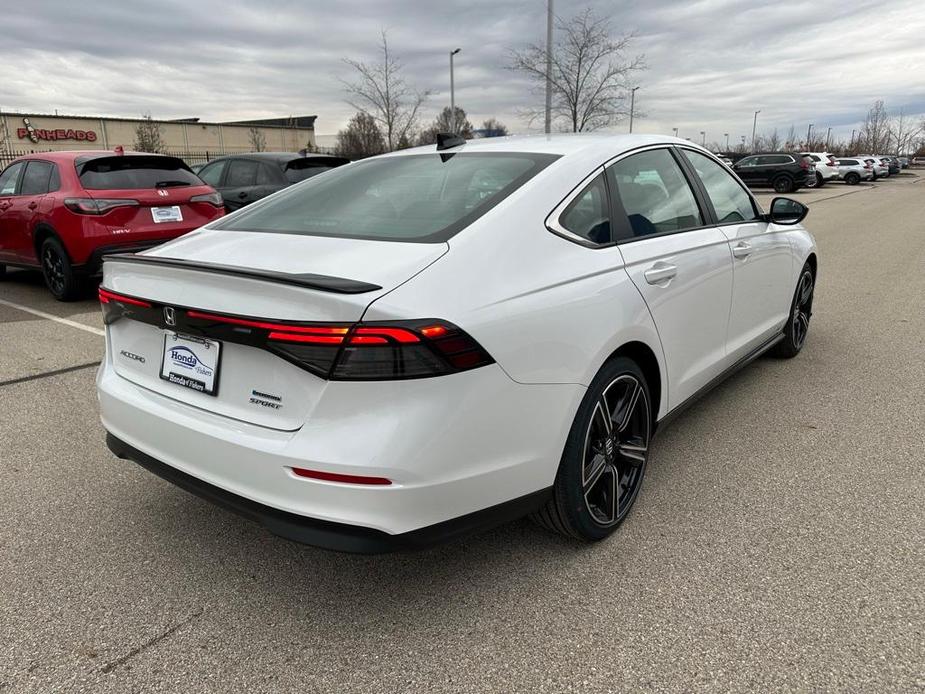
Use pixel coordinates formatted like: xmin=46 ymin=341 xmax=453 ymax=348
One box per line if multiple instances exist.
xmin=672 ymin=127 xmax=679 ymax=138
xmin=825 ymin=127 xmax=831 ymax=149
xmin=850 ymin=129 xmax=856 ymax=152
xmin=700 ymin=131 xmax=706 ymax=146
xmin=450 ymin=48 xmax=461 ymax=131
xmin=806 ymin=123 xmax=813 ymax=147
xmin=724 ymin=133 xmax=729 ymax=150
xmin=544 ymin=0 xmax=553 ymax=135
xmin=628 ymin=86 xmax=639 ymax=133
xmin=751 ymin=110 xmax=760 ymax=151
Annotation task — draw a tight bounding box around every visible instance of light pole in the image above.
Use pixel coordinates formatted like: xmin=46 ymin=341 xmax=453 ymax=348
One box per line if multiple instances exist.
xmin=672 ymin=127 xmax=679 ymax=138
xmin=700 ymin=131 xmax=706 ymax=146
xmin=751 ymin=110 xmax=760 ymax=151
xmin=628 ymin=86 xmax=640 ymax=133
xmin=850 ymin=129 xmax=856 ymax=152
xmin=724 ymin=133 xmax=729 ymax=150
xmin=825 ymin=127 xmax=831 ymax=149
xmin=450 ymin=48 xmax=461 ymax=131
xmin=741 ymin=135 xmax=746 ymax=153
xmin=806 ymin=123 xmax=813 ymax=147
xmin=544 ymin=0 xmax=553 ymax=134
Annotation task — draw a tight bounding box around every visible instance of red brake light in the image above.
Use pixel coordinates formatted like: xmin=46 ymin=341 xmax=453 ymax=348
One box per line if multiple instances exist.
xmin=290 ymin=467 xmax=392 ymax=485
xmin=65 ymin=198 xmax=140 ymax=215
xmin=98 ymin=287 xmax=152 ymax=308
xmin=189 ymin=191 xmax=224 ymax=207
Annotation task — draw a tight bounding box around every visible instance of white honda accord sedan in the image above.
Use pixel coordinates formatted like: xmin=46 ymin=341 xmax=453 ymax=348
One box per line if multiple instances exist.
xmin=97 ymin=134 xmax=817 ymax=552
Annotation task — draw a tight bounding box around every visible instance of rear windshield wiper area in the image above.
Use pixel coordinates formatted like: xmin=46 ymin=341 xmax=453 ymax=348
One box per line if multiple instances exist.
xmin=155 ymin=180 xmax=193 ymax=188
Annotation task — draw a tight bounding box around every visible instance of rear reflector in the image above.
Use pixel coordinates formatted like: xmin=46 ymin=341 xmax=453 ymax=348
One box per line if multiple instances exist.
xmin=290 ymin=467 xmax=392 ymax=485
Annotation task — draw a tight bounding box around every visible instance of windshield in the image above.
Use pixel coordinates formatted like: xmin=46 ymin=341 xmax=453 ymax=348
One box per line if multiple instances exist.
xmin=217 ymin=152 xmax=559 ymax=242
xmin=78 ymin=156 xmax=202 ymax=190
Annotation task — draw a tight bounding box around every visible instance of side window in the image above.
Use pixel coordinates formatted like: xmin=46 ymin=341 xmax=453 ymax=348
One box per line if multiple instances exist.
xmin=607 ymin=149 xmax=703 ymax=239
xmin=48 ymin=165 xmax=61 ymax=192
xmin=559 ymin=173 xmax=610 ymax=244
xmin=20 ymin=161 xmax=54 ymax=196
xmin=737 ymin=156 xmax=757 ymax=167
xmin=682 ymin=150 xmax=758 ymax=224
xmin=226 ymin=159 xmax=258 ymax=187
xmin=198 ymin=161 xmax=226 ymax=187
xmin=256 ymin=164 xmax=275 ymax=186
xmin=0 ymin=162 xmax=25 ymax=196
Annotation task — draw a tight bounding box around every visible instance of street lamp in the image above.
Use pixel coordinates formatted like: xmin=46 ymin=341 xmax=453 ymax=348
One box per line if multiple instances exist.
xmin=450 ymin=48 xmax=461 ymax=132
xmin=724 ymin=133 xmax=729 ymax=150
xmin=629 ymin=86 xmax=640 ymax=133
xmin=751 ymin=110 xmax=760 ymax=151
xmin=806 ymin=123 xmax=814 ymax=146
xmin=825 ymin=127 xmax=832 ymax=149
xmin=544 ymin=0 xmax=553 ymax=134
xmin=850 ymin=129 xmax=856 ymax=152
xmin=741 ymin=135 xmax=746 ymax=152
xmin=672 ymin=127 xmax=679 ymax=138
xmin=700 ymin=130 xmax=706 ymax=146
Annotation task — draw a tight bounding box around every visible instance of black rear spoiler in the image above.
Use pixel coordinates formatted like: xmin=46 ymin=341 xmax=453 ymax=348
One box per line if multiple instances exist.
xmin=102 ymin=253 xmax=382 ymax=295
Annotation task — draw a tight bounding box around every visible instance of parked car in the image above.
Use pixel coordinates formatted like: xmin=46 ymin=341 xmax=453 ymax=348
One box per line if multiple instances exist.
xmin=732 ymin=152 xmax=814 ymax=193
xmin=897 ymin=157 xmax=909 ymax=169
xmin=911 ymin=157 xmax=925 ymax=166
xmin=835 ymin=158 xmax=873 ymax=185
xmin=0 ymin=150 xmax=224 ymax=299
xmin=880 ymin=157 xmax=901 ymax=175
xmin=800 ymin=152 xmax=840 ymax=187
xmin=856 ymin=156 xmax=889 ymax=180
xmin=196 ymin=152 xmax=350 ymax=211
xmin=97 ymin=134 xmax=817 ymax=552
xmin=189 ymin=162 xmax=207 ymax=174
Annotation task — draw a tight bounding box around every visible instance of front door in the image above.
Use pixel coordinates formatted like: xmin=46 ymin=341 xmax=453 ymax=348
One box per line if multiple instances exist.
xmin=0 ymin=161 xmax=26 ymax=263
xmin=607 ymin=147 xmax=733 ymax=410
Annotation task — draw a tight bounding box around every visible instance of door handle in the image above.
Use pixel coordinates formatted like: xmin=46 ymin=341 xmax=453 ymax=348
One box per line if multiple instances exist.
xmin=238 ymin=192 xmax=248 ymax=199
xmin=732 ymin=242 xmax=752 ymax=258
xmin=644 ymin=262 xmax=678 ymax=285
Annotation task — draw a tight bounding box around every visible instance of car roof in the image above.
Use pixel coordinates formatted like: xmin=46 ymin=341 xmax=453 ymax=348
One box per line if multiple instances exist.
xmin=13 ymin=150 xmax=176 ymax=163
xmin=206 ymin=152 xmax=347 ymax=163
xmin=382 ymin=133 xmax=712 ymax=161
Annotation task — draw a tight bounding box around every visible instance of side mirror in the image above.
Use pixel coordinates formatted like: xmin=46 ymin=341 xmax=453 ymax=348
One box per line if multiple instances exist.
xmin=768 ymin=197 xmax=808 ymax=225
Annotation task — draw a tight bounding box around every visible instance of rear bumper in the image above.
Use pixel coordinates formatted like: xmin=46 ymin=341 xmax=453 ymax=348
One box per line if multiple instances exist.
xmin=106 ymin=433 xmax=550 ymax=553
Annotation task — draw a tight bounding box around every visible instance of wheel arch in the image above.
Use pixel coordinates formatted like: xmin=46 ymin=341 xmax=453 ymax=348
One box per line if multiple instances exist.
xmin=602 ymin=340 xmax=662 ymax=424
xmin=32 ymin=223 xmax=66 ymax=262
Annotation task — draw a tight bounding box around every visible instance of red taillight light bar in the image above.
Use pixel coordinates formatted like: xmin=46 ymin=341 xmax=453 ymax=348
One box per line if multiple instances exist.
xmin=98 ymin=287 xmax=152 ymax=308
xmin=65 ymin=198 xmax=140 ymax=215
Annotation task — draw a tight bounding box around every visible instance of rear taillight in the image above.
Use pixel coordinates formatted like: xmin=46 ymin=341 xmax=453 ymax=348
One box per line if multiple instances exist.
xmin=799 ymin=158 xmax=810 ymax=170
xmin=65 ymin=198 xmax=140 ymax=215
xmin=102 ymin=297 xmax=495 ymax=380
xmin=189 ymin=191 xmax=224 ymax=207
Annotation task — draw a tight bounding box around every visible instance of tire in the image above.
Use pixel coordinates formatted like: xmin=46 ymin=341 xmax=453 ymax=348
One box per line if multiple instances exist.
xmin=773 ymin=175 xmax=794 ymax=194
xmin=532 ymin=357 xmax=652 ymax=541
xmin=773 ymin=262 xmax=815 ymax=359
xmin=845 ymin=172 xmax=860 ymax=185
xmin=0 ymin=264 xmax=6 ymax=280
xmin=815 ymin=172 xmax=825 ymax=187
xmin=40 ymin=237 xmax=82 ymax=301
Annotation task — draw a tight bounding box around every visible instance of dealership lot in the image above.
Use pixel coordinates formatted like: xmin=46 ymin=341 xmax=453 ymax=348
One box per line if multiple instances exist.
xmin=1 ymin=174 xmax=923 ymax=692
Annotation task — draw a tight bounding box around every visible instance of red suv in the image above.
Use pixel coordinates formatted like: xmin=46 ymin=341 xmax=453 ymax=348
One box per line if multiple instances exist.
xmin=0 ymin=150 xmax=225 ymax=300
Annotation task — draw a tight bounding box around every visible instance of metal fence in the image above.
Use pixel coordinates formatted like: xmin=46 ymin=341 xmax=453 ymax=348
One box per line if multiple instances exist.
xmin=0 ymin=146 xmax=338 ymax=170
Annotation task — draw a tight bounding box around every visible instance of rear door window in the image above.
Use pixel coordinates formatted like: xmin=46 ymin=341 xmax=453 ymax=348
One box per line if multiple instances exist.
xmin=198 ymin=161 xmax=226 ymax=187
xmin=607 ymin=148 xmax=703 ymax=239
xmin=78 ymin=156 xmax=200 ymax=189
xmin=225 ymin=159 xmax=259 ymax=187
xmin=0 ymin=162 xmax=24 ymax=196
xmin=20 ymin=161 xmax=54 ymax=196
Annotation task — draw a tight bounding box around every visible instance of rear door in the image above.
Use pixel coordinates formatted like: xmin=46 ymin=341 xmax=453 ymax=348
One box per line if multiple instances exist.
xmin=0 ymin=162 xmax=26 ymax=262
xmin=733 ymin=155 xmax=760 ymax=185
xmin=220 ymin=158 xmax=260 ymax=210
xmin=679 ymin=148 xmax=794 ymax=360
xmin=607 ymin=147 xmax=733 ymax=409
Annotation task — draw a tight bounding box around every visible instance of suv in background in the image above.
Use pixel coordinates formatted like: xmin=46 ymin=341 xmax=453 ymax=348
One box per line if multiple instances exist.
xmin=731 ymin=153 xmax=814 ymax=193
xmin=856 ymin=156 xmax=889 ymax=180
xmin=835 ymin=158 xmax=873 ymax=185
xmin=0 ymin=150 xmax=224 ymax=300
xmin=196 ymin=152 xmax=350 ymax=211
xmin=801 ymin=152 xmax=840 ymax=187
xmin=880 ymin=157 xmax=901 ymax=175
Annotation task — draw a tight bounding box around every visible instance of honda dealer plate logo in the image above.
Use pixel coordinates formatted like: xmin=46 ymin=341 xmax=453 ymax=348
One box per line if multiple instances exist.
xmin=164 ymin=307 xmax=176 ymax=326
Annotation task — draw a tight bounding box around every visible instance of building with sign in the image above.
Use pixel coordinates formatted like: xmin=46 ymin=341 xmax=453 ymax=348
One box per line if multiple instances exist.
xmin=0 ymin=112 xmax=318 ymax=166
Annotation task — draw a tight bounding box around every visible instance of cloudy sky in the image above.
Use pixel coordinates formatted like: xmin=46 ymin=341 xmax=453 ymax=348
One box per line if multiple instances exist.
xmin=4 ymin=0 xmax=925 ymax=146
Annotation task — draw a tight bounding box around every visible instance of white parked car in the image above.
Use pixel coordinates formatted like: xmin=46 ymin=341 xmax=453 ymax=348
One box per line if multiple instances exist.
xmin=800 ymin=152 xmax=840 ymax=187
xmin=835 ymin=158 xmax=874 ymax=184
xmin=856 ymin=155 xmax=889 ymax=179
xmin=97 ymin=134 xmax=818 ymax=552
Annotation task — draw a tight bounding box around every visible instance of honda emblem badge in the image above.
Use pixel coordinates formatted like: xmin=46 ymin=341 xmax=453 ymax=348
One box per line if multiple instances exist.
xmin=164 ymin=307 xmax=176 ymax=326
xmin=157 ymin=189 xmax=169 ymax=197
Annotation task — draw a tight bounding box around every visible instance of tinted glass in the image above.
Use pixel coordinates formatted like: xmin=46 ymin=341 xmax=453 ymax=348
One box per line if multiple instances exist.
xmin=736 ymin=156 xmax=758 ymax=167
xmin=838 ymin=159 xmax=858 ymax=166
xmin=78 ymin=156 xmax=201 ymax=189
xmin=608 ymin=149 xmax=703 ymax=238
xmin=48 ymin=165 xmax=60 ymax=192
xmin=218 ymin=153 xmax=558 ymax=242
xmin=0 ymin=162 xmax=24 ymax=196
xmin=198 ymin=161 xmax=225 ymax=187
xmin=559 ymin=173 xmax=610 ymax=244
xmin=20 ymin=161 xmax=53 ymax=196
xmin=226 ymin=159 xmax=258 ymax=187
xmin=256 ymin=164 xmax=275 ymax=185
xmin=284 ymin=157 xmax=348 ymax=183
xmin=682 ymin=150 xmax=758 ymax=224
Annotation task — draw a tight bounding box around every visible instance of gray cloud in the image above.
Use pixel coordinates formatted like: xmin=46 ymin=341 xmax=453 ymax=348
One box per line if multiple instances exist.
xmin=3 ymin=0 xmax=924 ymax=146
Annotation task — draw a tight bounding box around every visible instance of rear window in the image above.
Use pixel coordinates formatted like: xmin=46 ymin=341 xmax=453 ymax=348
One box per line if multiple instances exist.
xmin=78 ymin=155 xmax=202 ymax=190
xmin=218 ymin=152 xmax=559 ymax=242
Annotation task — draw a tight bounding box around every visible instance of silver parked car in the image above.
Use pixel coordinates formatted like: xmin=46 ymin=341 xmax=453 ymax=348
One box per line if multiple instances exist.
xmin=836 ymin=158 xmax=874 ymax=185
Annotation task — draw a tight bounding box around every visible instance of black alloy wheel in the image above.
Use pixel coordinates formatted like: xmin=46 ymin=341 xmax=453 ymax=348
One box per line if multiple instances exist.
xmin=40 ymin=237 xmax=81 ymax=301
xmin=532 ymin=357 xmax=652 ymax=541
xmin=774 ymin=263 xmax=815 ymax=358
xmin=773 ymin=176 xmax=794 ymax=194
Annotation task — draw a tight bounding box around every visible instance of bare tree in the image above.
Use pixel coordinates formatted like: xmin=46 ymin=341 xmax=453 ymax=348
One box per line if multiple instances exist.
xmin=509 ymin=8 xmax=646 ymax=132
xmin=858 ymin=100 xmax=891 ymax=153
xmin=341 ymin=31 xmax=429 ymax=151
xmin=133 ymin=113 xmax=164 ymax=153
xmin=248 ymin=127 xmax=267 ymax=152
xmin=481 ymin=118 xmax=509 ymax=137
xmin=335 ymin=111 xmax=386 ymax=160
xmin=417 ymin=107 xmax=474 ymax=145
xmin=889 ymin=109 xmax=923 ymax=156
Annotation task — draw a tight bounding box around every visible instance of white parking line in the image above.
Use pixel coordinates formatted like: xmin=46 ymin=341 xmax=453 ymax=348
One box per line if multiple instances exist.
xmin=0 ymin=298 xmax=104 ymax=337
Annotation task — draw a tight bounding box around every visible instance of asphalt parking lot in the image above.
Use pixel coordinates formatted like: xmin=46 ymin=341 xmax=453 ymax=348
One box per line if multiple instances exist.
xmin=1 ymin=174 xmax=923 ymax=693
